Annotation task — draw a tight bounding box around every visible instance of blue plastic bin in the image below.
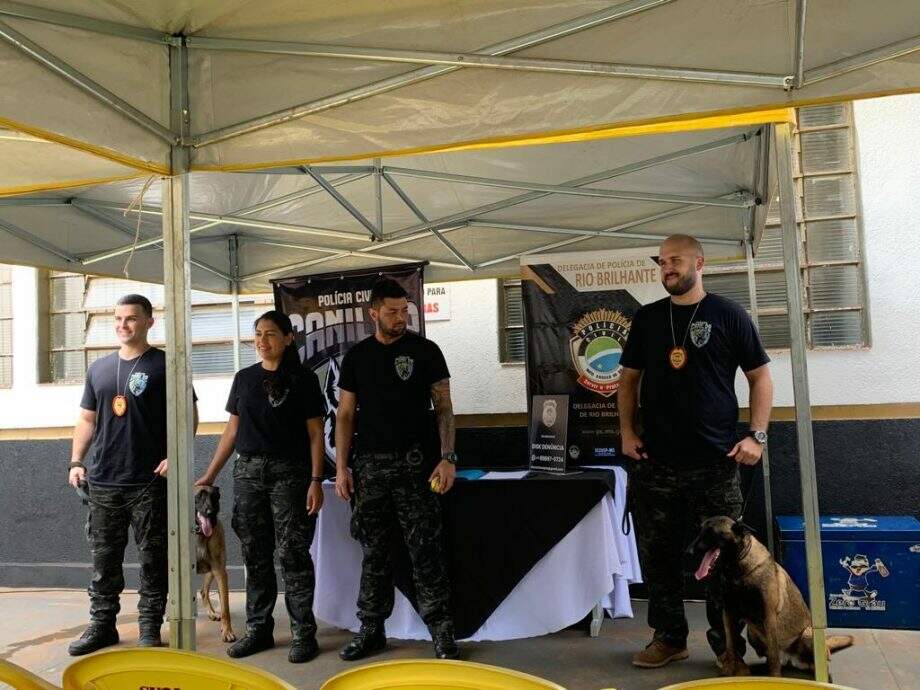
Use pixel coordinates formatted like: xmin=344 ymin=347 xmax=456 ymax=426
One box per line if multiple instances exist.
xmin=776 ymin=515 xmax=920 ymax=630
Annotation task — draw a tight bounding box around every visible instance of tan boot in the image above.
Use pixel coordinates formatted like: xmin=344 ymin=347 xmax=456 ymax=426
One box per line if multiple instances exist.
xmin=632 ymin=639 xmax=690 ymax=668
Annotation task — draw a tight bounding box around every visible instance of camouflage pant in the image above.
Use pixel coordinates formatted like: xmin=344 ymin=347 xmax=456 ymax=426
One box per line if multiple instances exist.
xmin=632 ymin=459 xmax=745 ymax=655
xmin=86 ymin=482 xmax=167 ymax=627
xmin=232 ymin=455 xmax=317 ymax=640
xmin=351 ymin=450 xmax=451 ymax=626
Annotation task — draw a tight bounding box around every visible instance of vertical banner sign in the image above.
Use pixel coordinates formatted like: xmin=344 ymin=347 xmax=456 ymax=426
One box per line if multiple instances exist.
xmin=272 ymin=263 xmax=426 ymax=466
xmin=521 ymin=248 xmax=666 ymax=465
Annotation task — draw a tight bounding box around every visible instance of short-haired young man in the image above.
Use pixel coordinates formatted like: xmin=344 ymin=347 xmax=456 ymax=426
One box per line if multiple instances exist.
xmin=67 ymin=294 xmax=198 ymax=655
xmin=334 ymin=279 xmax=459 ymax=660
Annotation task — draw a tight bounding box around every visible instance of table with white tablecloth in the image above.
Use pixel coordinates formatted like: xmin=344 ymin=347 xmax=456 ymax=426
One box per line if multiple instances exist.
xmin=310 ymin=466 xmax=641 ymax=641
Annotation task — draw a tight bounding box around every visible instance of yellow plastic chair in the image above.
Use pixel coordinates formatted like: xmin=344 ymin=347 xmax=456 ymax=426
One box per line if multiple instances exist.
xmin=321 ymin=659 xmax=566 ymax=690
xmin=0 ymin=658 xmax=60 ymax=690
xmin=656 ymin=678 xmax=859 ymax=690
xmin=61 ymin=648 xmax=295 ymax=690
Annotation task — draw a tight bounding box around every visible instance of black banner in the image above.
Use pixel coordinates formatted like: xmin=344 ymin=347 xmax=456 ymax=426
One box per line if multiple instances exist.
xmin=272 ymin=263 xmax=426 ymax=464
xmin=521 ymin=248 xmax=665 ymax=466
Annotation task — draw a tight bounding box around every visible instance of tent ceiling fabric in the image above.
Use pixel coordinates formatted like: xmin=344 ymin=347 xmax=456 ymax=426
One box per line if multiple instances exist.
xmin=0 ymin=0 xmax=918 ymax=187
xmin=0 ymin=122 xmax=770 ymax=292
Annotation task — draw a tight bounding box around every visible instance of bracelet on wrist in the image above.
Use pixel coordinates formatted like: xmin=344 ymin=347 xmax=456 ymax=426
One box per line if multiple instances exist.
xmin=69 ymin=461 xmax=86 ymax=470
xmin=311 ymin=476 xmax=324 ymax=483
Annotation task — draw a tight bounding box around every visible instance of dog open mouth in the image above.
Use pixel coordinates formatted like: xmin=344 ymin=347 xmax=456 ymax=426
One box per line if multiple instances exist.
xmin=695 ymin=547 xmax=721 ymax=580
xmin=196 ymin=512 xmax=213 ymax=538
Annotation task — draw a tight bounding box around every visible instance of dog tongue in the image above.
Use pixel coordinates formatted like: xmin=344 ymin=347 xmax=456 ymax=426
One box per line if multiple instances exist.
xmin=695 ymin=547 xmax=721 ymax=581
xmin=197 ymin=513 xmax=213 ymax=538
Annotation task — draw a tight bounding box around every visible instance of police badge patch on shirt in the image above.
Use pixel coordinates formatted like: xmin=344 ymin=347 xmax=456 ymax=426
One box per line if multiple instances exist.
xmin=128 ymin=371 xmax=149 ymax=396
xmin=690 ymin=321 xmax=712 ymax=348
xmin=394 ymin=355 xmax=414 ymax=381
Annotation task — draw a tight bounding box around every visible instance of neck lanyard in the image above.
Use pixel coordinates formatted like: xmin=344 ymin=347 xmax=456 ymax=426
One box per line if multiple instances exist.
xmin=667 ymin=296 xmax=704 ymax=370
xmin=112 ymin=348 xmax=149 ymax=417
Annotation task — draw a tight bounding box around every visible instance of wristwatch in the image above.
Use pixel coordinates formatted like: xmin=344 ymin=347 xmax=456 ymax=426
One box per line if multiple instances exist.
xmin=748 ymin=430 xmax=768 ymax=446
xmin=441 ymin=452 xmax=458 ymax=465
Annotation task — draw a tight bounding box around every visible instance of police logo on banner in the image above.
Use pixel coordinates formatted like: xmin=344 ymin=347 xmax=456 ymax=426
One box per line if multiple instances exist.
xmin=394 ymin=355 xmax=414 ymax=381
xmin=690 ymin=321 xmax=712 ymax=348
xmin=128 ymin=372 xmax=148 ymax=396
xmin=569 ymin=309 xmax=630 ymax=398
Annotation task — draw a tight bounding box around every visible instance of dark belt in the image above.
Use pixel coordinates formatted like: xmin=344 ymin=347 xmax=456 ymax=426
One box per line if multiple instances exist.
xmin=356 ymin=444 xmax=423 ymax=465
xmin=238 ymin=452 xmax=297 ymax=462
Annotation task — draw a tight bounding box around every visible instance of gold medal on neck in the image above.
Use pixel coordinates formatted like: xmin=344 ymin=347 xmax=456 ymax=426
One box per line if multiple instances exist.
xmin=668 ymin=346 xmax=688 ymax=370
xmin=112 ymin=394 xmax=128 ymax=417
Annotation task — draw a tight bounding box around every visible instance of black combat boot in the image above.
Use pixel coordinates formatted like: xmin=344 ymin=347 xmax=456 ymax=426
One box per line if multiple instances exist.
xmin=227 ymin=630 xmax=275 ymax=658
xmin=137 ymin=621 xmax=162 ymax=647
xmin=68 ymin=623 xmax=119 ymax=656
xmin=288 ymin=636 xmax=319 ymax=663
xmin=339 ymin=621 xmax=386 ymax=661
xmin=429 ymin=620 xmax=459 ymax=660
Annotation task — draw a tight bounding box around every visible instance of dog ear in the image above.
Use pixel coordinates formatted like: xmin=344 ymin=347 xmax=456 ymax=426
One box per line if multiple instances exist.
xmin=732 ymin=520 xmax=755 ymax=537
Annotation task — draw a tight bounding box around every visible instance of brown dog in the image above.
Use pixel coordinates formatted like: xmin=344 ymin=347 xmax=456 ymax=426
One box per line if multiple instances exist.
xmin=689 ymin=516 xmax=853 ymax=677
xmin=195 ymin=485 xmax=236 ymax=642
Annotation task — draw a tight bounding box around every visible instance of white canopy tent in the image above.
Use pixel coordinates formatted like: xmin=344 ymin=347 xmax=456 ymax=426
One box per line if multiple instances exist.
xmin=1 ymin=1 xmax=919 ymax=680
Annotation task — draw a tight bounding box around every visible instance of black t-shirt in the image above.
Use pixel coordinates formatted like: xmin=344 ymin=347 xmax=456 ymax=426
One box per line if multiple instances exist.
xmin=226 ymin=363 xmax=325 ymax=460
xmin=339 ymin=332 xmax=450 ymax=454
xmin=81 ymin=348 xmax=174 ymax=487
xmin=619 ymin=293 xmax=769 ymax=466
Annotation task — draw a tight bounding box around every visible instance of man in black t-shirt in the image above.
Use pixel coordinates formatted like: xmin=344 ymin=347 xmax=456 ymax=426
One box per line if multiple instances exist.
xmin=66 ymin=294 xmax=198 ymax=656
xmin=334 ymin=278 xmax=459 ymax=661
xmin=618 ymin=235 xmax=773 ymax=672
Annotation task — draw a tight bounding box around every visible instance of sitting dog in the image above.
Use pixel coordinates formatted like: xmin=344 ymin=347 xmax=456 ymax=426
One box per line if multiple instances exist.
xmin=689 ymin=516 xmax=853 ymax=677
xmin=195 ymin=485 xmax=236 ymax=642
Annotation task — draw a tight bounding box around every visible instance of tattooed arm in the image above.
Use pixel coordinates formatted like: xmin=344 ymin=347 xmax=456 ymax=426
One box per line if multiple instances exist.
xmin=429 ymin=377 xmax=456 ymax=493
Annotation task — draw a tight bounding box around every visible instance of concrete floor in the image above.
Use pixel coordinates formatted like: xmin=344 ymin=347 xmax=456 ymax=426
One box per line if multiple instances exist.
xmin=1 ymin=588 xmax=916 ymax=690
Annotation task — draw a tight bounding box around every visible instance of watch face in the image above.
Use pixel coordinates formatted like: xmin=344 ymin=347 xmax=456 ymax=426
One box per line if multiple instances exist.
xmin=753 ymin=431 xmax=767 ymax=443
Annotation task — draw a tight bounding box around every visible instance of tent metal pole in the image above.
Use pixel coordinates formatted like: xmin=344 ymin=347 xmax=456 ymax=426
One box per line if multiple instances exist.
xmin=192 ymin=0 xmax=675 ymax=147
xmin=0 ymin=1 xmax=168 ymax=43
xmin=383 ymin=166 xmax=754 ymax=208
xmin=475 ymin=202 xmax=726 ymax=268
xmin=792 ymin=0 xmax=807 ymax=89
xmin=163 ymin=40 xmax=196 ymax=652
xmin=804 ymin=33 xmax=920 ymax=85
xmin=76 ymin=173 xmax=369 ymax=264
xmin=745 ymin=238 xmax=776 ymax=556
xmin=0 ymin=217 xmax=80 ymax=263
xmin=374 ymin=159 xmax=384 ymax=238
xmin=0 ymin=197 xmax=69 ymax=206
xmin=304 ymin=167 xmax=382 ymax=239
xmin=467 ymin=220 xmax=739 ymax=245
xmin=382 ymin=172 xmax=476 ymax=270
xmin=386 ymin=131 xmax=753 ymax=240
xmin=241 ymin=250 xmax=464 ymax=282
xmin=774 ymin=121 xmax=828 ymax=682
xmin=229 ymin=235 xmax=241 ymax=372
xmin=79 ymin=202 xmax=363 ymax=264
xmin=0 ymin=20 xmax=176 ymax=144
xmin=186 ymin=35 xmax=785 ymax=87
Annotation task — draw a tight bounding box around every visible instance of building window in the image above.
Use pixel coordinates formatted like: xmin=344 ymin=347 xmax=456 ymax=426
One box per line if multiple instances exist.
xmin=46 ymin=274 xmax=273 ymax=383
xmin=705 ymin=103 xmax=870 ymax=349
xmin=499 ymin=279 xmax=525 ymax=363
xmin=0 ymin=265 xmax=12 ymax=387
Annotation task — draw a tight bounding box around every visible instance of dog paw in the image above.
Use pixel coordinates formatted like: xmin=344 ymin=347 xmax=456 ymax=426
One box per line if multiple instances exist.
xmin=221 ymin=628 xmax=237 ymax=643
xmin=208 ymin=612 xmax=221 ymax=621
xmin=734 ymin=661 xmax=751 ymax=676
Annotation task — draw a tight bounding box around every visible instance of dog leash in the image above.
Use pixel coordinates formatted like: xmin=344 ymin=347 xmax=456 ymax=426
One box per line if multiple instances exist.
xmin=75 ymin=475 xmax=161 ymax=512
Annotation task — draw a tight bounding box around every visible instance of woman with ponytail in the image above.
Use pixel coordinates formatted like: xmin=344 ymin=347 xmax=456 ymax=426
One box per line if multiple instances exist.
xmin=197 ymin=310 xmax=326 ymax=663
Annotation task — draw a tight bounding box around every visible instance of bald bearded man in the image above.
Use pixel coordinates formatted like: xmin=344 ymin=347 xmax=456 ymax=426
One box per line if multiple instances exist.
xmin=617 ymin=234 xmax=774 ymax=671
